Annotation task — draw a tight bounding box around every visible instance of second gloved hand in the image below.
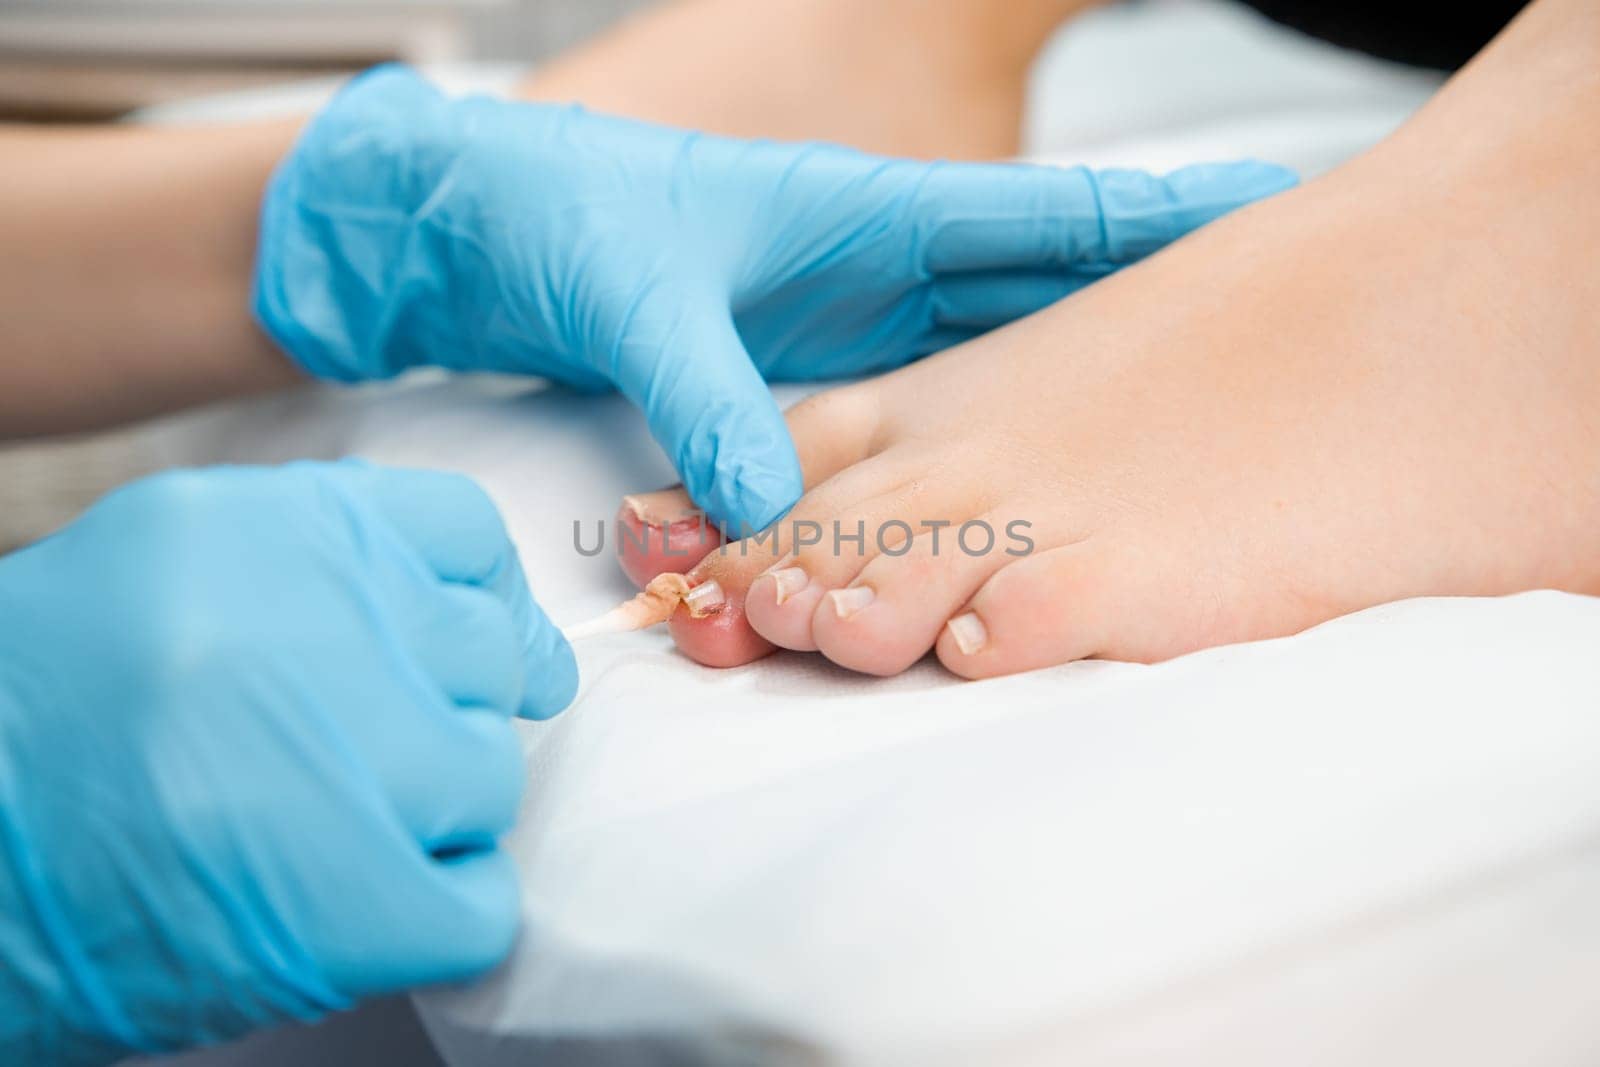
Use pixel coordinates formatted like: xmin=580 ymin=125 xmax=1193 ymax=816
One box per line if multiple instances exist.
xmin=0 ymin=462 xmax=574 ymax=1065
xmin=255 ymin=66 xmax=1295 ymax=532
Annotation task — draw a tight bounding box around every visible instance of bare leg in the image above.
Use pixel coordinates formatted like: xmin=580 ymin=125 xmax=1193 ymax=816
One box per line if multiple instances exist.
xmin=518 ymin=0 xmax=1092 ymax=158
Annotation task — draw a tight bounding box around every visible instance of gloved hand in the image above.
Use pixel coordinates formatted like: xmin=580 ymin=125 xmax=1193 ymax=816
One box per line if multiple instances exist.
xmin=0 ymin=462 xmax=574 ymax=1065
xmin=255 ymin=66 xmax=1295 ymax=533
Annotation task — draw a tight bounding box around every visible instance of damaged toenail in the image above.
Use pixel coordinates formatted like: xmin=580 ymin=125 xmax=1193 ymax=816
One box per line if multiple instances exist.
xmin=623 ymin=488 xmax=696 ymax=525
xmin=683 ymin=580 xmax=726 ymax=617
xmin=769 ymin=567 xmax=809 ymax=605
xmin=829 ymin=586 xmax=875 ymax=620
xmin=947 ymin=612 xmax=988 ymax=655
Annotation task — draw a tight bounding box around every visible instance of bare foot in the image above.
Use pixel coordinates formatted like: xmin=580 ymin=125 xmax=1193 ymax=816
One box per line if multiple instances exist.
xmin=620 ymin=0 xmax=1600 ymax=677
xmin=519 ymin=0 xmax=1088 ymax=159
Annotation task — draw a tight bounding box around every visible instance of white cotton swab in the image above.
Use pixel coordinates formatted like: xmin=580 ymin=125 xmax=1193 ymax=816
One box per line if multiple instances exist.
xmin=560 ymin=606 xmax=645 ymax=642
xmin=560 ymin=574 xmax=726 ymax=643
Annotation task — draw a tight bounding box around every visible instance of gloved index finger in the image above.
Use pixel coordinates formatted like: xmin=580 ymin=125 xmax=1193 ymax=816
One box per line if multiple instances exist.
xmin=919 ymin=159 xmax=1297 ymax=274
xmin=602 ymin=284 xmax=803 ymax=535
xmin=331 ymin=460 xmax=579 ymax=720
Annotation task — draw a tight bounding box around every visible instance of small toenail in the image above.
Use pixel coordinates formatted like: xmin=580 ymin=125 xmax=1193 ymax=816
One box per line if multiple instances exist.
xmin=829 ymin=586 xmax=875 ymax=620
xmin=946 ymin=612 xmax=988 ymax=655
xmin=683 ymin=580 xmax=726 ymax=617
xmin=769 ymin=567 xmax=810 ymax=605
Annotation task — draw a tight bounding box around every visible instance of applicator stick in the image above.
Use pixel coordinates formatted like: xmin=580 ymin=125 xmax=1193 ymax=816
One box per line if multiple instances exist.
xmin=560 ymin=574 xmax=726 ymax=643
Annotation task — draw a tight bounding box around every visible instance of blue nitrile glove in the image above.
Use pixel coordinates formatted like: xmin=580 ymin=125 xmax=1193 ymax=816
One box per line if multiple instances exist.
xmin=0 ymin=462 xmax=574 ymax=1065
xmin=255 ymin=65 xmax=1296 ymax=533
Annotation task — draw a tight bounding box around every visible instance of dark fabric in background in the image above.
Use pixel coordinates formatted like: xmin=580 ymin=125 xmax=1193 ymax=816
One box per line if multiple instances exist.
xmin=1239 ymin=0 xmax=1528 ymax=69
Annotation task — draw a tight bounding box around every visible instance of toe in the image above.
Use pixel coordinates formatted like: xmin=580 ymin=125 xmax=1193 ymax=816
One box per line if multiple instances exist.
xmin=739 ymin=459 xmax=905 ymax=651
xmin=935 ymin=541 xmax=1122 ymax=679
xmin=810 ymin=512 xmax=1032 ymax=675
xmin=744 ymin=557 xmax=826 ymax=652
xmin=656 ymin=382 xmax=888 ymax=669
xmin=666 ymin=574 xmax=775 ymax=668
xmin=745 ymin=450 xmax=979 ymax=653
xmin=615 ymin=488 xmax=725 ymax=590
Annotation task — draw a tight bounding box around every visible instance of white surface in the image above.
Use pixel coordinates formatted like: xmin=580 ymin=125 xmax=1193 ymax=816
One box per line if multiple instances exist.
xmin=420 ymin=585 xmax=1600 ymax=1067
xmin=1023 ymin=0 xmax=1441 ymax=177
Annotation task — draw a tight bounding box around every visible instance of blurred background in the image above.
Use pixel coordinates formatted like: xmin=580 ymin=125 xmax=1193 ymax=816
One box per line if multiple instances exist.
xmin=0 ymin=0 xmax=642 ymax=122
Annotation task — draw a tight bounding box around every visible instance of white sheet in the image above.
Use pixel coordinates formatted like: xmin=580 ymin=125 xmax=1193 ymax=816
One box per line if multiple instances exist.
xmin=70 ymin=2 xmax=1600 ymax=1063
xmin=1023 ymin=0 xmax=1442 ymax=176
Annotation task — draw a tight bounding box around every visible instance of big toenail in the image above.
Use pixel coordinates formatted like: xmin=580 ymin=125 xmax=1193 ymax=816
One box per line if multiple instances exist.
xmin=623 ymin=488 xmax=695 ymax=525
xmin=947 ymin=612 xmax=988 ymax=655
xmin=770 ymin=567 xmax=809 ymax=605
xmin=683 ymin=580 xmax=726 ymax=617
xmin=829 ymin=586 xmax=875 ymax=619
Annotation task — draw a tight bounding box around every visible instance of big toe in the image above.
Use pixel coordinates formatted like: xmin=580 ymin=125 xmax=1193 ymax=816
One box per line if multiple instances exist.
xmin=615 ymin=487 xmax=725 ymax=590
xmin=619 ymin=383 xmax=887 ymax=669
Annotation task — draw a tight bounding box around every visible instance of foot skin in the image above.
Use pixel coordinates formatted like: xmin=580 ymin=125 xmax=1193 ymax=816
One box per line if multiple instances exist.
xmin=620 ymin=90 xmax=1600 ymax=677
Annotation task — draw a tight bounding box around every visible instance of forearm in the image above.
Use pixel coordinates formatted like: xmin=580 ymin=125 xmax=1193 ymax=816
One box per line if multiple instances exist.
xmin=0 ymin=119 xmax=303 ymax=439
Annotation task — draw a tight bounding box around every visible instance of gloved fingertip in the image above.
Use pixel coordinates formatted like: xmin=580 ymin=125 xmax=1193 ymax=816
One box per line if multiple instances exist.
xmin=702 ymin=463 xmax=802 ymax=539
xmin=518 ymin=621 xmax=579 ymax=721
xmin=1235 ymin=159 xmax=1299 ymax=197
xmin=1176 ymin=159 xmax=1299 ymax=204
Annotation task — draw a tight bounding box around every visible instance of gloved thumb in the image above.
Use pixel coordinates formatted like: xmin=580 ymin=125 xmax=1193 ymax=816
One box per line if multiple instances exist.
xmin=605 ymin=283 xmax=802 ymax=534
